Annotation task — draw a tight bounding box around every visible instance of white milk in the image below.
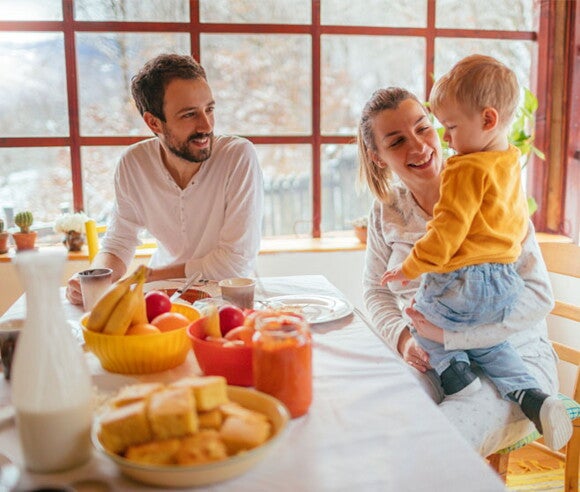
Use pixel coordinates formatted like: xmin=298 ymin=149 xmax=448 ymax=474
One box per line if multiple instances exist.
xmin=16 ymin=402 xmax=92 ymax=472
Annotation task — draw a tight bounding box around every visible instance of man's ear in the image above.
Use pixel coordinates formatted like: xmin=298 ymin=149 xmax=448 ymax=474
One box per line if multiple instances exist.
xmin=143 ymin=112 xmax=163 ymax=135
xmin=482 ymin=107 xmax=499 ymax=131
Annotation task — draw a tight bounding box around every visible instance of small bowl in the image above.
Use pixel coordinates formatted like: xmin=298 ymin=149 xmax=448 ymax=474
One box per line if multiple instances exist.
xmin=161 ymin=288 xmax=211 ymax=304
xmin=187 ymin=318 xmax=253 ymax=387
xmin=82 ymin=304 xmax=201 ymax=374
xmin=92 ymin=386 xmax=289 ymax=488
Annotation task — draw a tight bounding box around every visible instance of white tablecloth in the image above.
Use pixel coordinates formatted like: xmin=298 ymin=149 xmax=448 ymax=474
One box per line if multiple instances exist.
xmin=0 ymin=275 xmax=505 ymax=491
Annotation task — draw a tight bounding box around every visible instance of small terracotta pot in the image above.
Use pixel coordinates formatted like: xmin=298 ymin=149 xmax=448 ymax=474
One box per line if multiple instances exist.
xmin=354 ymin=226 xmax=367 ymax=244
xmin=12 ymin=231 xmax=37 ymax=251
xmin=0 ymin=232 xmax=9 ymax=254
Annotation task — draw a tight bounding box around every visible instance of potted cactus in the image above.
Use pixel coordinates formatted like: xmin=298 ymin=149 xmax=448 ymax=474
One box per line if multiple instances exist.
xmin=12 ymin=211 xmax=37 ymax=251
xmin=0 ymin=219 xmax=9 ymax=254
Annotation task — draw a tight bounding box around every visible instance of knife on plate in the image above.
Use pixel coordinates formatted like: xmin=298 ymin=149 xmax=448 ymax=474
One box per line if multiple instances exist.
xmin=169 ymin=272 xmax=202 ymax=303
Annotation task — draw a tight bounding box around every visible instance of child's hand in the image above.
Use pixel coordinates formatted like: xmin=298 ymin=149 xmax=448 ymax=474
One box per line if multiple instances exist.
xmin=381 ymin=267 xmax=410 ymax=286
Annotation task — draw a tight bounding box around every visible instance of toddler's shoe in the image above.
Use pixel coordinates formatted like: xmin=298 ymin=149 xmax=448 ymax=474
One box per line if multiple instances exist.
xmin=520 ymin=389 xmax=572 ymax=451
xmin=440 ymin=360 xmax=481 ymax=397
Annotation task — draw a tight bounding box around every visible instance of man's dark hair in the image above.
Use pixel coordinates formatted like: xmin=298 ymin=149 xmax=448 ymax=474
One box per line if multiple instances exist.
xmin=131 ymin=53 xmax=207 ymax=121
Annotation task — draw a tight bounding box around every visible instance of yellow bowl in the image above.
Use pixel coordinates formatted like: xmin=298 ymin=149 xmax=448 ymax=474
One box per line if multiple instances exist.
xmin=82 ymin=303 xmax=200 ymax=374
xmin=92 ymin=386 xmax=289 ymax=488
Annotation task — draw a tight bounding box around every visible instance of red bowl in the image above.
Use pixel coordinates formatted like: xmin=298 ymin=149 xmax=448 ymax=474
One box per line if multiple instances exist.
xmin=186 ymin=318 xmax=253 ymax=387
xmin=161 ymin=288 xmax=211 ymax=304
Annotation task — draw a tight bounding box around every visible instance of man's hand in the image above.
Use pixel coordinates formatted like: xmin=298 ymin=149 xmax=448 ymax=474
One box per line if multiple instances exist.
xmin=66 ymin=274 xmax=83 ymax=305
xmin=405 ymin=304 xmax=445 ymax=344
xmin=381 ymin=266 xmax=410 ymax=286
xmin=397 ymin=328 xmax=431 ymax=372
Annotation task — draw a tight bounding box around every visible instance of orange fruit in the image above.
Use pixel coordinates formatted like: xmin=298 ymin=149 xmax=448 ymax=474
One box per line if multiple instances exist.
xmin=224 ymin=326 xmax=255 ymax=346
xmin=151 ymin=312 xmax=190 ymax=332
xmin=126 ymin=323 xmax=161 ymax=336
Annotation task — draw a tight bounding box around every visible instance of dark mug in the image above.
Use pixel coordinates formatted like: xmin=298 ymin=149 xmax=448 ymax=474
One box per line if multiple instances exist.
xmin=0 ymin=318 xmax=24 ymax=380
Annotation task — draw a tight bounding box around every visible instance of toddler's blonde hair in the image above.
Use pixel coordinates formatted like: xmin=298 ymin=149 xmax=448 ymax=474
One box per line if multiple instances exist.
xmin=429 ymin=54 xmax=519 ymax=128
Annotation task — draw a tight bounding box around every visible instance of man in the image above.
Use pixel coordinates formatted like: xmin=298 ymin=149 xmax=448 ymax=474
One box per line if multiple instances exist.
xmin=67 ymin=53 xmax=264 ymax=305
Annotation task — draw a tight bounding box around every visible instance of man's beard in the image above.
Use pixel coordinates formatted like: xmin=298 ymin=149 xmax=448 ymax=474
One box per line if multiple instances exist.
xmin=165 ymin=131 xmax=214 ymax=163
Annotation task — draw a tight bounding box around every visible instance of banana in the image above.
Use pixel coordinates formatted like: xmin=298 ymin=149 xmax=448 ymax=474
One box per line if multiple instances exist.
xmin=85 ymin=274 xmax=135 ymax=332
xmin=102 ymin=284 xmax=140 ymax=335
xmin=130 ymin=273 xmax=148 ymax=326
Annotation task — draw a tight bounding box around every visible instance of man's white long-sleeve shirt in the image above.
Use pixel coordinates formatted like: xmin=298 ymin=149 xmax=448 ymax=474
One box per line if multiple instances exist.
xmin=101 ymin=135 xmax=264 ymax=281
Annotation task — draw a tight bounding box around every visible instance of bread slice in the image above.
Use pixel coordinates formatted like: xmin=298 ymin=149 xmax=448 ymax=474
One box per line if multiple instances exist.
xmin=198 ymin=408 xmax=224 ymax=430
xmin=98 ymin=401 xmax=152 ymax=454
xmin=219 ymin=415 xmax=271 ymax=454
xmin=125 ymin=438 xmax=181 ymax=465
xmin=148 ymin=387 xmax=198 ymax=440
xmin=175 ymin=430 xmax=228 ymax=465
xmin=111 ymin=382 xmax=164 ymax=407
xmin=170 ymin=376 xmax=228 ymax=411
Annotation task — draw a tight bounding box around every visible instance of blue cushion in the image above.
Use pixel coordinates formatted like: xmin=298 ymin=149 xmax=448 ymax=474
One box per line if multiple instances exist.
xmin=496 ymin=393 xmax=580 ymax=454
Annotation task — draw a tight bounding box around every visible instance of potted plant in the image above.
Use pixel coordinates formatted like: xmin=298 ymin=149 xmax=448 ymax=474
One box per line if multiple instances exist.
xmin=351 ymin=216 xmax=368 ymax=244
xmin=12 ymin=211 xmax=37 ymax=251
xmin=0 ymin=219 xmax=9 ymax=254
xmin=53 ymin=212 xmax=89 ymax=252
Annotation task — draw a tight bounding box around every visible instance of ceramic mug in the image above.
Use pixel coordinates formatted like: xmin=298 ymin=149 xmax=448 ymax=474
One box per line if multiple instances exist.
xmin=218 ymin=278 xmax=256 ymax=309
xmin=0 ymin=318 xmax=24 ymax=380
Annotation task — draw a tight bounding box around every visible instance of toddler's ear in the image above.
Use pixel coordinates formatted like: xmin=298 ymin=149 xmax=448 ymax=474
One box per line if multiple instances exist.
xmin=482 ymin=107 xmax=499 ymax=130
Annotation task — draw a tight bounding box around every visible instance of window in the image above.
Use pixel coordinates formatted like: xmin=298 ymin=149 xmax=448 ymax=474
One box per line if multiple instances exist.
xmin=0 ymin=0 xmax=577 ymax=244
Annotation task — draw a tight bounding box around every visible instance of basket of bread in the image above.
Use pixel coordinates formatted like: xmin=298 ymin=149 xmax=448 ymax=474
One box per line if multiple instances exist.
xmin=93 ymin=375 xmax=289 ymax=487
xmin=81 ymin=266 xmax=201 ymax=374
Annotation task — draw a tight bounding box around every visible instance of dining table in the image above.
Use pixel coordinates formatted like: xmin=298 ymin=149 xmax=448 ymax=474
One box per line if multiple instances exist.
xmin=0 ymin=274 xmax=506 ymax=492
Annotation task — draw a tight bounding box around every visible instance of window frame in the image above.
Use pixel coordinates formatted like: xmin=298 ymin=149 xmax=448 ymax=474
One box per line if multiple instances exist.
xmin=0 ymin=0 xmax=576 ymax=242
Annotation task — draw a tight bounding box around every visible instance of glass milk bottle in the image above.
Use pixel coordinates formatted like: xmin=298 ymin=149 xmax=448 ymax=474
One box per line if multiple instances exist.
xmin=11 ymin=250 xmax=93 ymax=472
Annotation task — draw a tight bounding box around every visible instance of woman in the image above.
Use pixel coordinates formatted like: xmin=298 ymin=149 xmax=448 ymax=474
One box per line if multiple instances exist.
xmin=357 ymin=87 xmax=558 ymax=456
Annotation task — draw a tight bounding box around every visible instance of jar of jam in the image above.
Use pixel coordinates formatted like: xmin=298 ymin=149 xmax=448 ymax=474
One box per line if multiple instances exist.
xmin=252 ymin=313 xmax=312 ymax=418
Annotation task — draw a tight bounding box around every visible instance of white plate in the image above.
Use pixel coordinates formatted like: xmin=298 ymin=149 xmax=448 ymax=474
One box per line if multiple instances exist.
xmin=264 ymin=295 xmax=354 ymax=324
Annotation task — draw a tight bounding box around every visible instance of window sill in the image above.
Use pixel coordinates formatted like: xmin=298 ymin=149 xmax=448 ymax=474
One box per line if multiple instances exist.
xmin=0 ymin=232 xmax=570 ymax=263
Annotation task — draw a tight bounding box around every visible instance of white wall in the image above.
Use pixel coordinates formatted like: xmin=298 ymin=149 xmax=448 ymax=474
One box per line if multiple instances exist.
xmin=0 ymin=250 xmax=367 ymax=316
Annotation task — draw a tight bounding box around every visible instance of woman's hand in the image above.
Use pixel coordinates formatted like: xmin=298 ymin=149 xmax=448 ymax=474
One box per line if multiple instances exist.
xmin=405 ymin=304 xmax=445 ymax=343
xmin=397 ymin=328 xmax=430 ymax=372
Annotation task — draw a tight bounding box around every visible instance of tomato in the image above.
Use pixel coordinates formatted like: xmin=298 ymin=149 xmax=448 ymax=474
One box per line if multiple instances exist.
xmin=144 ymin=290 xmax=172 ymax=322
xmin=218 ymin=305 xmax=246 ymax=336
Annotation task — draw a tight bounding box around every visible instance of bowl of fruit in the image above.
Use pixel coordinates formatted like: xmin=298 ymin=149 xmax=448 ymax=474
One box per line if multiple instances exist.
xmin=81 ymin=266 xmax=201 ymax=374
xmin=187 ymin=304 xmax=257 ymax=386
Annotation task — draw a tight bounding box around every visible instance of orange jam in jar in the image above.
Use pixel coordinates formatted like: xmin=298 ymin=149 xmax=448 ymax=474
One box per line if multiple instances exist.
xmin=252 ymin=313 xmax=312 ymax=418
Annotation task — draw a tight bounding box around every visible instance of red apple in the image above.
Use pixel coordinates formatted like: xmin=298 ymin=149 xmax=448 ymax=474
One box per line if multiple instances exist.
xmin=218 ymin=305 xmax=246 ymax=336
xmin=145 ymin=290 xmax=172 ymax=322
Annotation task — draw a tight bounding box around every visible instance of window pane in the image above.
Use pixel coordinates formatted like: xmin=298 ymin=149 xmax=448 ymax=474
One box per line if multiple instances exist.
xmin=203 ymin=34 xmax=311 ymax=136
xmin=76 ymin=33 xmax=190 ymax=136
xmin=74 ymin=0 xmax=189 ymax=22
xmin=322 ymin=145 xmax=373 ymax=232
xmin=322 ymin=35 xmax=425 ymax=135
xmin=81 ymin=147 xmax=123 ymax=224
xmin=200 ymin=0 xmax=310 ymax=24
xmin=436 ymin=0 xmax=535 ymax=31
xmin=257 ymin=145 xmax=312 ymax=237
xmin=0 ymin=147 xmax=72 ymax=242
xmin=0 ymin=33 xmax=68 ymax=137
xmin=322 ymin=0 xmax=427 ymax=27
xmin=0 ymin=0 xmax=62 ymax=20
xmin=435 ymin=39 xmax=535 ymax=91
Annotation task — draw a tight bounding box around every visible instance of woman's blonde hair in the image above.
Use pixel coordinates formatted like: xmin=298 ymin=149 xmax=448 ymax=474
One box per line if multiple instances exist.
xmin=429 ymin=54 xmax=519 ymax=128
xmin=357 ymin=87 xmax=423 ymax=202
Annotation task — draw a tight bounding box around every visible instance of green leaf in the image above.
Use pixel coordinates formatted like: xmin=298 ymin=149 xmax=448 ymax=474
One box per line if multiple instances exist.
xmin=527 ymin=196 xmax=538 ymax=216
